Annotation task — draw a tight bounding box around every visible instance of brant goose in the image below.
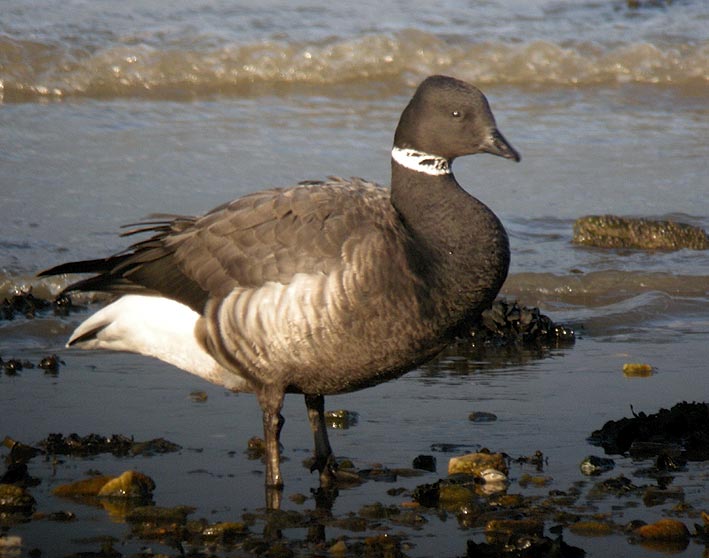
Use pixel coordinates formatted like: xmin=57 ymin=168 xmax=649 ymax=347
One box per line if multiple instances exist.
xmin=40 ymin=75 xmax=520 ymax=503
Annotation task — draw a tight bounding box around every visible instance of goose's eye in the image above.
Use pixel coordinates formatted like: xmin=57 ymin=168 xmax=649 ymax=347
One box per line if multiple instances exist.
xmin=451 ymin=110 xmax=461 ymax=118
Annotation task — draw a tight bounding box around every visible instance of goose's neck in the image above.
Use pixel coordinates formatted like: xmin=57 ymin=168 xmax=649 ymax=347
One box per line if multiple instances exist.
xmin=390 ymin=150 xmax=510 ymax=319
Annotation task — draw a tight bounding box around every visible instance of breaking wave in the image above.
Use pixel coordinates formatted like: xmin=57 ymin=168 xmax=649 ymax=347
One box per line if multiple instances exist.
xmin=1 ymin=30 xmax=707 ymax=101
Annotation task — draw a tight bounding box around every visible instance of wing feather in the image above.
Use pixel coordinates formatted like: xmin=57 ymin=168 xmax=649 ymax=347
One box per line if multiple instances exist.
xmin=40 ymin=179 xmax=397 ymax=314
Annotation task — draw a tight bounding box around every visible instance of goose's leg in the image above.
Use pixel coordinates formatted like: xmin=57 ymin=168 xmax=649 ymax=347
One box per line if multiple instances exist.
xmin=305 ymin=394 xmax=337 ymax=486
xmin=259 ymin=388 xmax=286 ymax=492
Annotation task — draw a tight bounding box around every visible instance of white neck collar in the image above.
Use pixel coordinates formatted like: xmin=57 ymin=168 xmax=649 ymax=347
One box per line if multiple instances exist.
xmin=391 ymin=147 xmax=451 ymax=176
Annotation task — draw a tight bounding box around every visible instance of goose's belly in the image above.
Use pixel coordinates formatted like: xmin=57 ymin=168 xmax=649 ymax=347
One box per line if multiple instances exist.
xmin=200 ymin=270 xmax=459 ymax=395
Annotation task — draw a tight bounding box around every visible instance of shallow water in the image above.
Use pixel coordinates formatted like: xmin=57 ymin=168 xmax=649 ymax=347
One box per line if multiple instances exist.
xmin=2 ymin=1 xmax=709 ymax=557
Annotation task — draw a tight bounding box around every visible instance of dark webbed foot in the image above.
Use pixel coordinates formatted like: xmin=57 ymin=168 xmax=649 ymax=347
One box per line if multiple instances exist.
xmin=304 ymin=394 xmax=338 ymax=487
xmin=311 ymin=452 xmax=338 ymax=487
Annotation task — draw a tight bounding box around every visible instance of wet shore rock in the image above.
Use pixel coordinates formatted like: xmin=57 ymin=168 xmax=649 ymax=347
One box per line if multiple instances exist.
xmin=573 ymin=215 xmax=709 ymax=250
xmin=52 ymin=471 xmax=155 ymax=500
xmin=588 ymin=401 xmax=709 ymax=461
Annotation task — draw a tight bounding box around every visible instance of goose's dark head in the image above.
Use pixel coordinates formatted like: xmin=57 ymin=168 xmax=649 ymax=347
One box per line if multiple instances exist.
xmin=393 ymin=75 xmax=520 ymax=163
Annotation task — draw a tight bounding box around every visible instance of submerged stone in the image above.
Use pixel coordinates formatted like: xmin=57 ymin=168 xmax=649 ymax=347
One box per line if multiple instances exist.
xmin=448 ymin=452 xmax=508 ymax=479
xmin=569 ymin=520 xmax=615 ymax=537
xmin=53 ymin=471 xmax=155 ymax=500
xmin=622 ymin=363 xmax=653 ymax=377
xmin=201 ymin=521 xmax=249 ymax=540
xmin=412 ymin=454 xmax=436 ymax=472
xmin=0 ymin=484 xmax=36 ymax=513
xmin=579 ymin=455 xmax=615 ymax=476
xmin=468 ymin=411 xmax=497 ymax=422
xmin=52 ymin=476 xmax=114 ymax=497
xmin=97 ymin=471 xmax=155 ymax=498
xmin=484 ymin=518 xmax=544 ymax=543
xmin=325 ymin=409 xmax=359 ymax=429
xmin=634 ymin=518 xmax=690 ymax=541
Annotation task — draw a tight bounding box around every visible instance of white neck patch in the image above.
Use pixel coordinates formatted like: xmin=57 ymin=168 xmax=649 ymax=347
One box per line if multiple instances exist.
xmin=391 ymin=147 xmax=451 ymax=176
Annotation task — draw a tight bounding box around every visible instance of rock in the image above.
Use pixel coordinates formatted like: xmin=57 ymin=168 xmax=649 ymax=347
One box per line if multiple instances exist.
xmin=189 ymin=390 xmax=208 ymax=402
xmin=642 ymin=486 xmax=684 ymax=507
xmin=627 ymin=0 xmax=675 ymax=9
xmin=622 ymin=363 xmax=653 ymax=377
xmin=588 ymin=401 xmax=709 ymax=460
xmin=518 ymin=473 xmax=553 ymax=487
xmin=358 ymin=467 xmax=397 ymax=482
xmin=412 ymin=481 xmax=441 ymax=508
xmin=97 ymin=471 xmax=155 ymax=498
xmin=484 ymin=518 xmax=544 ymax=544
xmin=363 ymin=533 xmax=403 ymax=557
xmin=202 ymin=521 xmax=248 ymax=541
xmin=38 ymin=354 xmax=63 ymax=373
xmin=2 ymin=360 xmax=28 ymax=375
xmin=569 ymin=520 xmax=614 ymax=536
xmin=573 ymin=215 xmax=709 ymax=250
xmin=579 ymin=455 xmax=615 ymax=476
xmin=439 ymin=483 xmax=476 ymax=508
xmin=468 ymin=411 xmax=497 ymax=422
xmin=129 ymin=437 xmax=181 ymax=456
xmin=448 ymin=452 xmax=508 ymax=479
xmin=412 ymin=454 xmax=436 ymax=472
xmin=246 ymin=436 xmax=266 ymax=459
xmin=329 ymin=539 xmax=348 ymax=554
xmin=53 ymin=471 xmax=154 ymax=499
xmin=358 ymin=502 xmax=399 ymax=520
xmin=589 ymin=475 xmax=641 ymax=497
xmin=52 ymin=475 xmax=115 ymax=497
xmin=325 ymin=409 xmax=359 ymax=429
xmin=0 ymin=484 xmax=36 ymax=513
xmin=125 ymin=505 xmax=195 ymax=541
xmin=634 ymin=518 xmax=690 ymax=541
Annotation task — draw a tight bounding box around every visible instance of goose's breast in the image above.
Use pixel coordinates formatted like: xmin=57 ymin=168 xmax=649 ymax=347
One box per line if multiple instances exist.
xmin=199 ymin=232 xmax=444 ymax=394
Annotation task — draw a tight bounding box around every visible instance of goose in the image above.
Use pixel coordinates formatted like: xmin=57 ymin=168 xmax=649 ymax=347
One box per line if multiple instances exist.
xmin=40 ymin=75 xmax=520 ymax=504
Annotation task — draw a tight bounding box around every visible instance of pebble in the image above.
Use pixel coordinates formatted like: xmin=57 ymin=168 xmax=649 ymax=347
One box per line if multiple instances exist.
xmin=579 ymin=455 xmax=615 ymax=476
xmin=0 ymin=484 xmax=36 ymax=513
xmin=468 ymin=411 xmax=497 ymax=422
xmin=97 ymin=471 xmax=155 ymax=499
xmin=634 ymin=518 xmax=690 ymax=541
xmin=448 ymin=451 xmax=508 ymax=479
xmin=622 ymin=363 xmax=653 ymax=377
xmin=412 ymin=454 xmax=436 ymax=472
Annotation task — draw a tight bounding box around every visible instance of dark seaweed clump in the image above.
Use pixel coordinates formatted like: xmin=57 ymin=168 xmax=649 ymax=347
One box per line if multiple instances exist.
xmin=466 ymin=535 xmax=585 ymax=558
xmin=38 ymin=433 xmax=182 ymax=457
xmin=2 ymin=354 xmax=64 ymax=375
xmin=1 ymin=290 xmax=74 ymax=320
xmin=588 ymin=401 xmax=709 ymax=461
xmin=464 ymin=299 xmax=575 ymax=348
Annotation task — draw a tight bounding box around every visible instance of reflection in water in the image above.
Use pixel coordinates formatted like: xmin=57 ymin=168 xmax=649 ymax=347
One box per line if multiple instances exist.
xmin=421 ymin=299 xmax=575 ymax=378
